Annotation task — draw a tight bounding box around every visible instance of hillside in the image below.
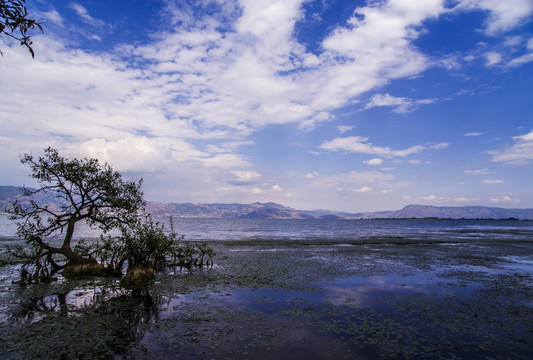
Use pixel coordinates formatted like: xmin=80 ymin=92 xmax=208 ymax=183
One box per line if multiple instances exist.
xmin=389 ymin=205 xmax=533 ymax=220
xmin=1 ymin=186 xmax=532 ymax=220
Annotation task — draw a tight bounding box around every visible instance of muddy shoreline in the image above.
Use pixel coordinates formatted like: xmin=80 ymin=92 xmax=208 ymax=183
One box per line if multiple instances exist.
xmin=0 ymin=237 xmax=532 ymax=359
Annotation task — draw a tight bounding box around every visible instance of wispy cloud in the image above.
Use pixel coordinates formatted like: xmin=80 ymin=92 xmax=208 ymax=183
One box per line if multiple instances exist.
xmin=68 ymin=2 xmax=106 ymax=27
xmin=455 ymin=197 xmax=480 ymax=203
xmin=365 ymin=93 xmax=436 ymax=113
xmin=465 ymin=169 xmax=493 ymax=175
xmin=337 ymin=125 xmax=354 ymax=134
xmin=488 ymin=130 xmax=533 ymax=165
xmin=319 ymin=136 xmax=448 ymax=158
xmin=482 ymin=179 xmax=504 ymax=184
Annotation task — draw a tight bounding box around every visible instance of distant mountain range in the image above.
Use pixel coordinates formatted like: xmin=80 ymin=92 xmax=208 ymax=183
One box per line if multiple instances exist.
xmin=1 ymin=185 xmax=532 ymax=220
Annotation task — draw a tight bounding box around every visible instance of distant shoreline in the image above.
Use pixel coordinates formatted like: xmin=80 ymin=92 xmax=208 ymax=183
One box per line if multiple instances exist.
xmin=1 ymin=186 xmax=533 ymax=220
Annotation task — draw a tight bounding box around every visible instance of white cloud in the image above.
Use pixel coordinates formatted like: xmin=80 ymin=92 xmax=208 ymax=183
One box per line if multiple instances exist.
xmin=488 ymin=130 xmax=533 ymax=165
xmin=320 ymin=136 xmax=447 ymax=158
xmin=355 ymin=186 xmax=373 ymax=193
xmin=299 ymin=112 xmax=334 ymax=130
xmin=464 ymin=132 xmax=484 ymax=136
xmin=465 ymin=169 xmax=493 ymax=175
xmin=455 ymin=197 xmax=480 ymax=203
xmin=309 ymin=171 xmax=396 ymax=191
xmin=453 ymin=0 xmax=533 ymax=35
xmin=1 ymin=0 xmax=531 ymax=210
xmin=305 ymin=172 xmax=320 ymax=179
xmin=230 ymin=170 xmax=262 ymax=185
xmin=74 ymin=137 xmax=198 ymax=173
xmin=272 ymin=184 xmax=283 ymax=192
xmin=508 ymin=52 xmax=533 ymax=67
xmin=428 ymin=142 xmax=450 ymax=150
xmin=68 ymin=2 xmax=106 ymax=27
xmin=0 ymin=0 xmax=509 ymax=169
xmin=337 ymin=125 xmax=354 ymax=134
xmin=482 ymin=179 xmax=504 ymax=184
xmin=364 ymin=158 xmax=384 ymax=166
xmin=39 ymin=9 xmax=64 ymax=26
xmin=484 ymin=51 xmax=502 ymax=66
xmin=365 ymin=93 xmax=436 ymax=113
xmin=490 ymin=196 xmax=520 ymax=204
xmin=419 ymin=195 xmax=445 ymax=202
xmin=202 ymin=154 xmax=251 ymax=169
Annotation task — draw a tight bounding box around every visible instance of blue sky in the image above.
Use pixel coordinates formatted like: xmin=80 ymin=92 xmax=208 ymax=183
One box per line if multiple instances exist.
xmin=0 ymin=0 xmax=532 ymax=212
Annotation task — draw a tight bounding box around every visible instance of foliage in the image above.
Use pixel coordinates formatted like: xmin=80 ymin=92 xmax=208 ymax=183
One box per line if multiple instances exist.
xmin=9 ymin=147 xmax=145 ymax=284
xmin=117 ymin=216 xmax=182 ymax=270
xmin=8 ymin=147 xmax=215 ymax=285
xmin=0 ymin=0 xmax=43 ymax=57
xmin=102 ymin=216 xmax=215 ymax=275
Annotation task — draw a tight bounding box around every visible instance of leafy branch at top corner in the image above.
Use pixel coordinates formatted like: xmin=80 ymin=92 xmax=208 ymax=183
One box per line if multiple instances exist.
xmin=0 ymin=0 xmax=43 ymax=57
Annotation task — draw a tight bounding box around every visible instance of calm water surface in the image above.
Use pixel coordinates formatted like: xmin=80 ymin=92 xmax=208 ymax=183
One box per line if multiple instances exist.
xmin=1 ymin=214 xmax=532 ymax=359
xmin=1 ymin=213 xmax=531 ymax=242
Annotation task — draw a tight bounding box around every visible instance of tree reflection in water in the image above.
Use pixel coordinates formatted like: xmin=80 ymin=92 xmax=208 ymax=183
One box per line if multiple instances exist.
xmin=2 ymin=284 xmax=165 ymax=359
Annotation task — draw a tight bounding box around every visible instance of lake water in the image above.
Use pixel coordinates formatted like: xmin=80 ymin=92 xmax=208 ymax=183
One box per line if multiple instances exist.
xmin=1 ymin=213 xmax=532 ymax=242
xmin=1 ymin=214 xmax=532 ymax=359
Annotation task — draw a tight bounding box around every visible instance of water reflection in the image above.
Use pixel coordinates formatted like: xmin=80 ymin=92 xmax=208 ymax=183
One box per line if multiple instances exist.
xmin=3 ymin=284 xmax=166 ymax=359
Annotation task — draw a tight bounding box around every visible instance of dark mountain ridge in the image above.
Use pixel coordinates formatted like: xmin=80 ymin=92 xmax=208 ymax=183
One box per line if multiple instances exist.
xmin=1 ymin=186 xmax=532 ymax=220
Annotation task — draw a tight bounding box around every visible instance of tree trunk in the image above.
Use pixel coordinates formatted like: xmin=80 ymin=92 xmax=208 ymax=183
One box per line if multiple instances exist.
xmin=60 ymin=217 xmax=96 ymax=265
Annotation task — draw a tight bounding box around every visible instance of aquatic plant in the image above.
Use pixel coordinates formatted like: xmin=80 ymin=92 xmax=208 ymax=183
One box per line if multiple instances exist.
xmin=101 ymin=216 xmax=215 ymax=284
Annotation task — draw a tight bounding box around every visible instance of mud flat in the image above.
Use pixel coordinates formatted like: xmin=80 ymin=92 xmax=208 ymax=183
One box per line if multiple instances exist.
xmin=0 ymin=237 xmax=532 ymax=359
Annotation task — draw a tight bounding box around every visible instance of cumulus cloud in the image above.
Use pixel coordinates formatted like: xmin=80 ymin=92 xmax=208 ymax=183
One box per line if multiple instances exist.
xmin=364 ymin=158 xmax=384 ymax=166
xmin=271 ymin=184 xmax=283 ymax=192
xmin=488 ymin=130 xmax=533 ymax=165
xmin=75 ymin=137 xmax=196 ymax=173
xmin=490 ymin=196 xmax=520 ymax=204
xmin=0 ymin=0 xmax=531 ymax=209
xmin=355 ymin=186 xmax=373 ymax=193
xmin=0 ymin=0 xmax=520 ymax=165
xmin=229 ymin=170 xmax=262 ymax=185
xmin=419 ymin=195 xmax=445 ymax=202
xmin=319 ymin=136 xmax=448 ymax=158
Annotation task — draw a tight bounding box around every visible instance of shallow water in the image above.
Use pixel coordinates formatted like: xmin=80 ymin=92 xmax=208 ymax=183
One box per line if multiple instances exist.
xmin=0 ymin=218 xmax=532 ymax=359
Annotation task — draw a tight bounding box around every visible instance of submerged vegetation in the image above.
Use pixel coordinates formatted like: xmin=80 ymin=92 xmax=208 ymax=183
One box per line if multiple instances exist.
xmin=7 ymin=147 xmax=214 ymax=285
xmin=0 ymin=235 xmax=532 ymax=359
